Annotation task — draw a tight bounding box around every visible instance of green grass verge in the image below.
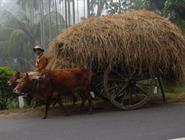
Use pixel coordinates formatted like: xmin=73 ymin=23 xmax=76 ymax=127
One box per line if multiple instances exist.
xmin=165 ymin=84 xmax=185 ymax=93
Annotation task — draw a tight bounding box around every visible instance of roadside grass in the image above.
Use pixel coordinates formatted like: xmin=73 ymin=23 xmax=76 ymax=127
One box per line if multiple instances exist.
xmin=165 ymin=84 xmax=185 ymax=93
xmin=173 ymin=87 xmax=185 ymax=93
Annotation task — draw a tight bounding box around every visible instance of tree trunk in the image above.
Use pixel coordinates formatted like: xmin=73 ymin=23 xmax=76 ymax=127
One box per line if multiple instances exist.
xmin=68 ymin=0 xmax=71 ymax=26
xmin=55 ymin=0 xmax=59 ymax=34
xmin=84 ymin=0 xmax=86 ymax=17
xmin=49 ymin=0 xmax=52 ymax=41
xmin=87 ymin=0 xmax=90 ymax=17
xmin=72 ymin=0 xmax=75 ymax=24
xmin=77 ymin=0 xmax=79 ymax=22
xmin=97 ymin=0 xmax=105 ymax=16
xmin=39 ymin=0 xmax=43 ymax=46
xmin=41 ymin=0 xmax=46 ymax=48
xmin=59 ymin=1 xmax=62 ymax=30
xmin=65 ymin=0 xmax=68 ymax=27
xmin=118 ymin=0 xmax=121 ymax=13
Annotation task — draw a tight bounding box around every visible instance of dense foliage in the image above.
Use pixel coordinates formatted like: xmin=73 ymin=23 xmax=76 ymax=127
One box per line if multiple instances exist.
xmin=0 ymin=67 xmax=16 ymax=109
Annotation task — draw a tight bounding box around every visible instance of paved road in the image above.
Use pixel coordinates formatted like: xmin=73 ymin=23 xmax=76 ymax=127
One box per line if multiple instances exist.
xmin=0 ymin=103 xmax=184 ymax=140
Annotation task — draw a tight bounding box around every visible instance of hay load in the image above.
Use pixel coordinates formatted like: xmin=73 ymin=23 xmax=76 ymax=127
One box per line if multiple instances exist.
xmin=47 ymin=10 xmax=185 ymax=83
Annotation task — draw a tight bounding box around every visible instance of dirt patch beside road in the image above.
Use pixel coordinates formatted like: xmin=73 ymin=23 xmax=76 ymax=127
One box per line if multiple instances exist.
xmin=0 ymin=93 xmax=185 ymax=119
xmin=151 ymin=93 xmax=185 ymax=104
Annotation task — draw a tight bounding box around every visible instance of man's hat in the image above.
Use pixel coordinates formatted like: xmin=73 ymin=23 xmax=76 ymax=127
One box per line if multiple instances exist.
xmin=33 ymin=45 xmax=44 ymax=52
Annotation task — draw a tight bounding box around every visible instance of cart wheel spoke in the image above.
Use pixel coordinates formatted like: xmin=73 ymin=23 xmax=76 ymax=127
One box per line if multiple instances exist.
xmin=112 ymin=85 xmax=127 ymax=99
xmin=103 ymin=68 xmax=155 ymax=110
xmin=121 ymin=90 xmax=130 ymax=105
xmin=135 ymin=85 xmax=148 ymax=96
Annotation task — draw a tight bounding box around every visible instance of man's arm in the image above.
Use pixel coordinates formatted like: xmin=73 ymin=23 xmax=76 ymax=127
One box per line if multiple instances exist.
xmin=36 ymin=56 xmax=48 ymax=72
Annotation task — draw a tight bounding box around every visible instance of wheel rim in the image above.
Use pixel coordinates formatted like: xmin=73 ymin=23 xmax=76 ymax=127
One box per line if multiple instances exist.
xmin=103 ymin=68 xmax=155 ymax=110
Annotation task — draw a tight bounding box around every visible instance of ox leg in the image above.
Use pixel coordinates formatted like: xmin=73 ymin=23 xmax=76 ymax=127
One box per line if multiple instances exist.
xmin=80 ymin=99 xmax=86 ymax=108
xmin=84 ymin=89 xmax=93 ymax=114
xmin=58 ymin=98 xmax=70 ymax=116
xmin=71 ymin=96 xmax=77 ymax=112
xmin=52 ymin=99 xmax=58 ymax=108
xmin=52 ymin=97 xmax=61 ymax=108
xmin=72 ymin=96 xmax=77 ymax=107
xmin=88 ymin=99 xmax=93 ymax=114
xmin=42 ymin=99 xmax=50 ymax=119
xmin=85 ymin=87 xmax=93 ymax=114
xmin=32 ymin=101 xmax=39 ymax=109
xmin=80 ymin=96 xmax=86 ymax=112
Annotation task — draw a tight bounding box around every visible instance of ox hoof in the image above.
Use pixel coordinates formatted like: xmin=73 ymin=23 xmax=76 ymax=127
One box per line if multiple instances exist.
xmin=65 ymin=112 xmax=70 ymax=116
xmin=42 ymin=116 xmax=47 ymax=119
xmin=88 ymin=111 xmax=93 ymax=115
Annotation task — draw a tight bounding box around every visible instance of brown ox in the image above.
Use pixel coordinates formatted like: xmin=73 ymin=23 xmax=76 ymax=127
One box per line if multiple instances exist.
xmin=14 ymin=68 xmax=93 ymax=119
xmin=8 ymin=72 xmax=63 ymax=108
xmin=8 ymin=72 xmax=38 ymax=107
xmin=8 ymin=72 xmax=22 ymax=89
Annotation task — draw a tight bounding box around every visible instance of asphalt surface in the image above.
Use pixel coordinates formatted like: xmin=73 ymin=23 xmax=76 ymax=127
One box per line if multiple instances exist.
xmin=0 ymin=103 xmax=184 ymax=140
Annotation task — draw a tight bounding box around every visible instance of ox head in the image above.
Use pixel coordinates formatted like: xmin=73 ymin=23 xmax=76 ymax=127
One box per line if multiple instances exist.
xmin=7 ymin=72 xmax=20 ymax=88
xmin=13 ymin=73 xmax=30 ymax=95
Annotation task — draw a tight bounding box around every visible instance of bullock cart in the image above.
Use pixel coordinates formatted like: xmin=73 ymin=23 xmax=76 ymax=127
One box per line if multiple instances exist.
xmin=46 ymin=10 xmax=185 ymax=110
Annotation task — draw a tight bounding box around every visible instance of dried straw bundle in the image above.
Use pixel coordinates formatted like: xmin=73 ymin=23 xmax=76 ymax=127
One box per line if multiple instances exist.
xmin=47 ymin=10 xmax=185 ymax=83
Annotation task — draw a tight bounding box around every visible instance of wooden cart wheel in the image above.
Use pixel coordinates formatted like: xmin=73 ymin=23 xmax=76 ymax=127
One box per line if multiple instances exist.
xmin=103 ymin=68 xmax=155 ymax=110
